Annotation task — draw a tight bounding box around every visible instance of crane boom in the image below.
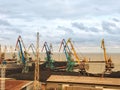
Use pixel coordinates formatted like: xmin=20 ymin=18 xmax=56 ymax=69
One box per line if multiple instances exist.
xmin=18 ymin=39 xmax=26 ymax=64
xmin=59 ymin=39 xmax=71 ymax=61
xmin=41 ymin=42 xmax=50 ymax=52
xmin=15 ymin=36 xmax=26 ymax=51
xmin=15 ymin=36 xmax=26 ymax=64
xmin=66 ymin=38 xmax=80 ymax=64
xmin=15 ymin=35 xmax=29 ymax=73
xmin=28 ymin=43 xmax=36 ymax=56
xmin=101 ymin=39 xmax=108 ymax=63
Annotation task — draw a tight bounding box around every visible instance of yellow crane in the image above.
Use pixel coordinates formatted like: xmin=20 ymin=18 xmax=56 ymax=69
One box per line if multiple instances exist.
xmin=101 ymin=39 xmax=114 ymax=75
xmin=66 ymin=38 xmax=88 ymax=63
xmin=66 ymin=38 xmax=89 ymax=75
xmin=66 ymin=38 xmax=80 ymax=64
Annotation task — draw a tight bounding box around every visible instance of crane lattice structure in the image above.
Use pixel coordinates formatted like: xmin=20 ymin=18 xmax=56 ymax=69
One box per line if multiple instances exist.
xmin=34 ymin=32 xmax=41 ymax=90
xmin=101 ymin=39 xmax=114 ymax=77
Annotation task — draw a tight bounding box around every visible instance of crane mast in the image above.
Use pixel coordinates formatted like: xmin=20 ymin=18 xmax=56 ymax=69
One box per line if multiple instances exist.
xmin=34 ymin=32 xmax=40 ymax=90
xmin=101 ymin=39 xmax=108 ymax=63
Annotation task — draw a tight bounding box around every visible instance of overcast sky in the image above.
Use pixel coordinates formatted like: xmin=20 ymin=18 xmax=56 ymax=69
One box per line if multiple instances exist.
xmin=0 ymin=0 xmax=120 ymax=52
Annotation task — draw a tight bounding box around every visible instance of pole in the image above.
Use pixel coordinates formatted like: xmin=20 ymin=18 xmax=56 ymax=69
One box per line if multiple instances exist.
xmin=34 ymin=32 xmax=40 ymax=90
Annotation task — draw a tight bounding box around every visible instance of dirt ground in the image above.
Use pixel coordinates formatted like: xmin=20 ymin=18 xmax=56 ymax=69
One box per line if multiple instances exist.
xmin=6 ymin=61 xmax=120 ymax=82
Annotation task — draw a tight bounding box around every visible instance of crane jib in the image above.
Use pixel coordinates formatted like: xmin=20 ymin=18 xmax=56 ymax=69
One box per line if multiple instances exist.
xmin=18 ymin=39 xmax=26 ymax=64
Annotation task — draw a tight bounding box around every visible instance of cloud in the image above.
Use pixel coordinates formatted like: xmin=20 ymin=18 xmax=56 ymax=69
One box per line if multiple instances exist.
xmin=0 ymin=19 xmax=10 ymax=26
xmin=72 ymin=22 xmax=100 ymax=33
xmin=101 ymin=21 xmax=120 ymax=34
xmin=72 ymin=22 xmax=86 ymax=30
xmin=0 ymin=0 xmax=120 ymax=51
xmin=112 ymin=18 xmax=120 ymax=22
xmin=0 ymin=0 xmax=119 ymax=20
xmin=89 ymin=27 xmax=100 ymax=33
xmin=57 ymin=26 xmax=74 ymax=34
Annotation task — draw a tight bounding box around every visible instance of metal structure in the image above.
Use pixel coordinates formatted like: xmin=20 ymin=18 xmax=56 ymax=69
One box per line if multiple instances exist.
xmin=34 ymin=32 xmax=40 ymax=90
xmin=10 ymin=46 xmax=17 ymax=60
xmin=28 ymin=43 xmax=36 ymax=57
xmin=101 ymin=39 xmax=114 ymax=76
xmin=1 ymin=45 xmax=7 ymax=60
xmin=66 ymin=38 xmax=89 ymax=74
xmin=59 ymin=39 xmax=75 ymax=72
xmin=50 ymin=43 xmax=53 ymax=52
xmin=0 ymin=45 xmax=7 ymax=90
xmin=0 ymin=45 xmax=7 ymax=65
xmin=15 ymin=36 xmax=30 ymax=73
xmin=1 ymin=64 xmax=6 ymax=90
xmin=41 ymin=42 xmax=54 ymax=70
xmin=66 ymin=38 xmax=80 ymax=64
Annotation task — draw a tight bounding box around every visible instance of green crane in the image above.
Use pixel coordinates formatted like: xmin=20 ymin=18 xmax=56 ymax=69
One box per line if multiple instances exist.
xmin=41 ymin=42 xmax=54 ymax=70
xmin=59 ymin=39 xmax=75 ymax=72
xmin=15 ymin=36 xmax=30 ymax=73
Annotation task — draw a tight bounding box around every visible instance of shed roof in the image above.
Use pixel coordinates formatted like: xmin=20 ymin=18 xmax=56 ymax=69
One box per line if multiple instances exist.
xmin=47 ymin=75 xmax=120 ymax=86
xmin=0 ymin=79 xmax=33 ymax=90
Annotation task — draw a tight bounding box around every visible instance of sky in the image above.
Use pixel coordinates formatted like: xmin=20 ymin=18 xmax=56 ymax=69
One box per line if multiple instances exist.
xmin=0 ymin=0 xmax=120 ymax=52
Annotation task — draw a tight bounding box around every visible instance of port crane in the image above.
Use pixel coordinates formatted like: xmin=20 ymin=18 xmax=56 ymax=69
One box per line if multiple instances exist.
xmin=59 ymin=39 xmax=75 ymax=72
xmin=101 ymin=39 xmax=114 ymax=76
xmin=28 ymin=43 xmax=36 ymax=57
xmin=41 ymin=42 xmax=54 ymax=70
xmin=66 ymin=38 xmax=89 ymax=75
xmin=15 ymin=35 xmax=30 ymax=73
xmin=66 ymin=38 xmax=80 ymax=64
